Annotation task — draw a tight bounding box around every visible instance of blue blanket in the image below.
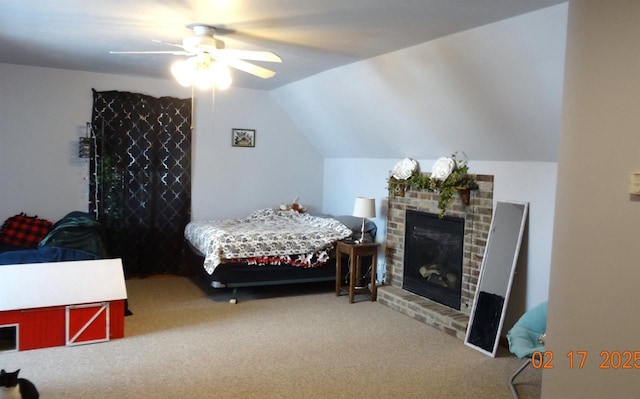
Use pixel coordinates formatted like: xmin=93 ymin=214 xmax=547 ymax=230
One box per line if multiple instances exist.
xmin=0 ymin=246 xmax=96 ymax=265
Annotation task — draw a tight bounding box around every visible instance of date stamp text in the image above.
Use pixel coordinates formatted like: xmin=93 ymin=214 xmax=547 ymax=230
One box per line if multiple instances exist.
xmin=531 ymin=351 xmax=640 ymax=369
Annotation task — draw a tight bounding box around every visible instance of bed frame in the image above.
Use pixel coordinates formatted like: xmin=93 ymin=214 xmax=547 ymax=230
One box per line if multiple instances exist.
xmin=183 ymin=240 xmax=351 ymax=303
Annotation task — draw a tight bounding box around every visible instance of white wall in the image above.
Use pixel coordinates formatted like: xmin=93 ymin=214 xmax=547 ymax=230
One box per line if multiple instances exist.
xmin=191 ymin=87 xmax=324 ymax=221
xmin=543 ymin=0 xmax=640 ymax=396
xmin=0 ymin=63 xmax=190 ymax=223
xmin=0 ymin=64 xmax=323 ymax=224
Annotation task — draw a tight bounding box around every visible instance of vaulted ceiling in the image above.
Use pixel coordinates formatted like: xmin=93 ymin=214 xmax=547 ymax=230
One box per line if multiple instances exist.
xmin=1 ymin=0 xmax=566 ymax=90
xmin=271 ymin=4 xmax=568 ymax=161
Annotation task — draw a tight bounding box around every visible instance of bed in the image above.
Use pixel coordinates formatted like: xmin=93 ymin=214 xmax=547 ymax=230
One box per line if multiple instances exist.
xmin=183 ymin=208 xmax=377 ymax=303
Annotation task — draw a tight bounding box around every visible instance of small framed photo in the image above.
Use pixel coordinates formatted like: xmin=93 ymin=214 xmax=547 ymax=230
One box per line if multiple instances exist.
xmin=232 ymin=129 xmax=256 ymax=147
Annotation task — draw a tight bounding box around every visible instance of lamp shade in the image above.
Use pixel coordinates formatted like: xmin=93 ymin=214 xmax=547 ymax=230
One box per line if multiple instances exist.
xmin=352 ymin=197 xmax=376 ymax=218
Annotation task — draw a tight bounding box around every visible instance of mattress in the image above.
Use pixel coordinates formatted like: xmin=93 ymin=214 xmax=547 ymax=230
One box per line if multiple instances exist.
xmin=184 ymin=209 xmax=353 ymax=274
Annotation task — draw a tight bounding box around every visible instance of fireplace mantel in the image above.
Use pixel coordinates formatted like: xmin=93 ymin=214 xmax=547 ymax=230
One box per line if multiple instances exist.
xmin=378 ymin=174 xmax=494 ymax=340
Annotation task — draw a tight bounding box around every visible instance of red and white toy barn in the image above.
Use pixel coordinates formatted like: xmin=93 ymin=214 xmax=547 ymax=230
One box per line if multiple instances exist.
xmin=0 ymin=258 xmax=127 ymax=351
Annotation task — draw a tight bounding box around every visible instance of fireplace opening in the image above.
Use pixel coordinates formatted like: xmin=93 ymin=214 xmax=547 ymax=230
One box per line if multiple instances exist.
xmin=403 ymin=210 xmax=464 ymax=310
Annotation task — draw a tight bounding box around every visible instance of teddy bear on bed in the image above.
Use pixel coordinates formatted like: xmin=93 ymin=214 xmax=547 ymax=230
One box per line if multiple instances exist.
xmin=279 ymin=197 xmax=306 ymax=213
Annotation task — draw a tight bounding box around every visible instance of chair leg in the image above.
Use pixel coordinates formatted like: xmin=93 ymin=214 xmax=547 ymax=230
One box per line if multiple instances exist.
xmin=509 ymin=359 xmax=531 ymax=399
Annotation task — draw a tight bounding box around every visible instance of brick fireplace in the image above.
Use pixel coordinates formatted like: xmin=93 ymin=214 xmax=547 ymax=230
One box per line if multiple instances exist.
xmin=377 ymin=174 xmax=493 ymax=340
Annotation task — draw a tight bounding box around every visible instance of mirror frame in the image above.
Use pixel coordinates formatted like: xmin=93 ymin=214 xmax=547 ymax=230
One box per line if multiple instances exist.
xmin=464 ymin=200 xmax=529 ymax=357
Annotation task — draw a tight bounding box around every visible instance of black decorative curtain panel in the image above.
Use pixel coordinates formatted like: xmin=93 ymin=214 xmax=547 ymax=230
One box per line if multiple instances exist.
xmin=90 ymin=90 xmax=192 ymax=276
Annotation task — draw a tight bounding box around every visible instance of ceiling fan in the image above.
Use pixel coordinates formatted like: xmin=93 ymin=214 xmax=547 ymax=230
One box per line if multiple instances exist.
xmin=110 ymin=24 xmax=282 ymax=89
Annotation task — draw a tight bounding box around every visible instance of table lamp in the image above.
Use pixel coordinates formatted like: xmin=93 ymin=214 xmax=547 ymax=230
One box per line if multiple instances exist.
xmin=352 ymin=197 xmax=376 ymax=243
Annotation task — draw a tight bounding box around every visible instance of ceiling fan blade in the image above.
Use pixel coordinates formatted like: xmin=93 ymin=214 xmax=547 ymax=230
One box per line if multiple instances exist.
xmin=152 ymin=39 xmax=185 ymax=49
xmin=109 ymin=50 xmax=193 ymax=56
xmin=110 ymin=39 xmax=190 ymax=55
xmin=213 ymin=49 xmax=281 ymax=63
xmin=221 ymin=58 xmax=277 ymax=79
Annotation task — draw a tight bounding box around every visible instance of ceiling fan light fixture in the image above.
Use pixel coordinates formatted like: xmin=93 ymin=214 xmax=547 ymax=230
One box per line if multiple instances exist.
xmin=193 ymin=66 xmax=215 ymax=90
xmin=211 ymin=63 xmax=232 ymax=90
xmin=170 ymin=54 xmax=233 ymax=90
xmin=112 ymin=24 xmax=279 ymax=85
xmin=170 ymin=59 xmax=193 ymax=87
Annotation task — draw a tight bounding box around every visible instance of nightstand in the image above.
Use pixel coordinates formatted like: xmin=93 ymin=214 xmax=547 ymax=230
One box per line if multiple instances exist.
xmin=335 ymin=241 xmax=379 ymax=303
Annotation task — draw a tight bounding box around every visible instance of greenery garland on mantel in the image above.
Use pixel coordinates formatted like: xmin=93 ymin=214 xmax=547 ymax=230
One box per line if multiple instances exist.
xmin=388 ymin=154 xmax=479 ymax=218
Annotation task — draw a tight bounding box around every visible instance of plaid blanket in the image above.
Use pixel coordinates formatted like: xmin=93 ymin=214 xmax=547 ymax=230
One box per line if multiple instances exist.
xmin=0 ymin=213 xmax=53 ymax=248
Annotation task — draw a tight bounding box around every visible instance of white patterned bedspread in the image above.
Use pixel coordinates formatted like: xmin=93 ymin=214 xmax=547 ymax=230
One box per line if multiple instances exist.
xmin=184 ymin=209 xmax=353 ymax=274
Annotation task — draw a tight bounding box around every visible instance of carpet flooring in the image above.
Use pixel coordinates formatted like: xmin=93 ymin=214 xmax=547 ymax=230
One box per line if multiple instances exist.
xmin=1 ymin=275 xmax=541 ymax=398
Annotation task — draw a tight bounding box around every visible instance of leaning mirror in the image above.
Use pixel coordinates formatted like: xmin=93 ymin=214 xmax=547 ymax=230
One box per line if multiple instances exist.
xmin=464 ymin=201 xmax=529 ymax=357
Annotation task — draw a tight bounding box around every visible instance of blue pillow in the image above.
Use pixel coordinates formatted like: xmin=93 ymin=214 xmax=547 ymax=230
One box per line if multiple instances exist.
xmin=506 ymin=301 xmax=548 ymax=359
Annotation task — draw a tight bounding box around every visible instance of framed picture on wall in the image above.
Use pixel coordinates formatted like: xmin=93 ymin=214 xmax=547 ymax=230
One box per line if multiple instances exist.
xmin=232 ymin=129 xmax=256 ymax=147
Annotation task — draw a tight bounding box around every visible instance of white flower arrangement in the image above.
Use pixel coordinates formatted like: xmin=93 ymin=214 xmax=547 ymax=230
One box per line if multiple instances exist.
xmin=430 ymin=157 xmax=456 ymax=181
xmin=391 ymin=158 xmax=418 ymax=180
xmin=387 ymin=152 xmax=478 ymax=218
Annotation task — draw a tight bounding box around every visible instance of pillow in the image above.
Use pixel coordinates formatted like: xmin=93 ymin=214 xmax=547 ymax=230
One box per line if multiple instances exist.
xmin=0 ymin=213 xmax=53 ymax=248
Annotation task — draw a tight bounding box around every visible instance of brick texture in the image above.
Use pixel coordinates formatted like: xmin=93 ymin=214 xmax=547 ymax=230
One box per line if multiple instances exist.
xmin=379 ymin=174 xmax=494 ymax=340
